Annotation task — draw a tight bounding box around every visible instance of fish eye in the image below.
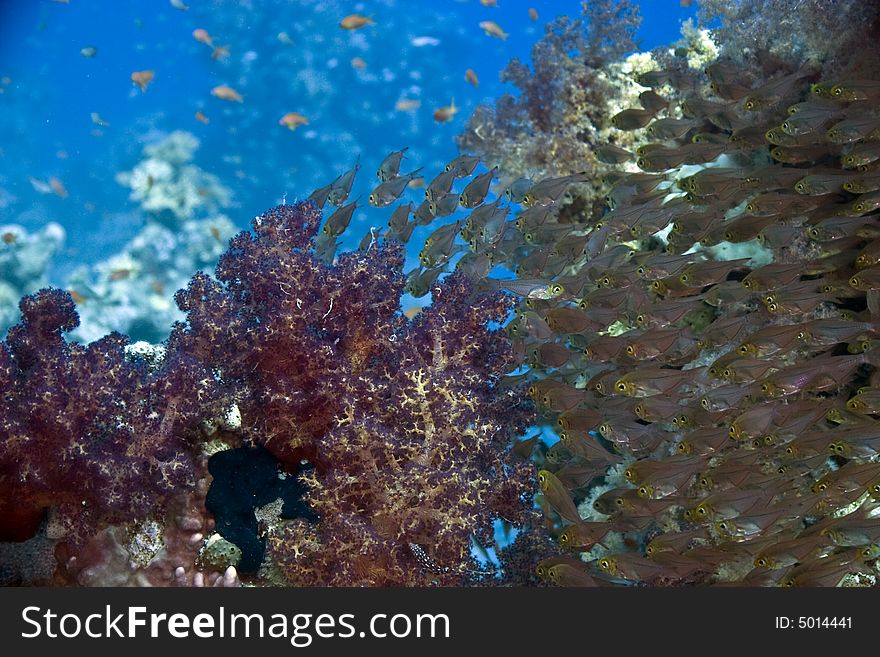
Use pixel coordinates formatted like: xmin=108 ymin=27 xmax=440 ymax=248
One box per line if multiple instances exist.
xmin=755 ymin=557 xmax=768 ymax=568
xmin=624 ymin=468 xmax=636 ymax=480
xmin=616 ymin=383 xmax=627 ymax=392
xmin=559 ymin=532 xmax=570 ymax=545
xmin=538 ymin=472 xmax=547 ymax=485
xmin=795 ymin=182 xmax=805 ymax=192
xmin=637 ymin=266 xmax=646 ymax=276
xmin=808 ymin=228 xmax=820 ymax=238
xmin=599 ymin=423 xmax=610 ymax=434
xmin=701 ymin=398 xmax=710 ymax=409
xmin=677 ymin=441 xmax=689 ymax=453
xmin=738 ymin=345 xmax=749 ymax=355
xmin=850 ymin=276 xmax=861 ymax=287
xmin=636 ymin=314 xmax=647 ymax=324
xmin=599 ymin=558 xmax=611 ymax=571
xmin=722 ymin=368 xmax=732 ymax=378
xmin=768 ymin=302 xmax=779 ymax=313
xmin=744 ymin=99 xmax=755 ymax=110
xmin=637 ymin=158 xmax=647 ymax=168
xmin=782 ymin=121 xmax=791 ymax=132
xmin=369 ymin=194 xmax=375 ymax=202
xmin=614 ymin=497 xmax=625 ymax=507
xmin=638 ymin=486 xmax=650 ymax=497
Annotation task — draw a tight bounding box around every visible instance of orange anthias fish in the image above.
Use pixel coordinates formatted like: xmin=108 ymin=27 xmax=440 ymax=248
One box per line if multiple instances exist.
xmin=395 ymin=98 xmax=421 ymax=112
xmin=479 ymin=20 xmax=509 ymax=40
xmin=211 ymin=45 xmax=230 ymax=60
xmin=192 ymin=28 xmax=213 ymax=47
xmin=339 ymin=14 xmax=374 ymax=30
xmin=211 ymin=84 xmax=243 ymax=102
xmin=49 ymin=176 xmax=68 ymax=199
xmin=433 ymin=98 xmax=458 ymax=123
xmin=131 ymin=70 xmax=154 ymax=91
xmin=279 ymin=112 xmax=309 ymax=130
xmin=194 ymin=111 xmax=210 ymax=124
xmin=528 ymin=7 xmax=539 ymax=21
xmin=465 ymin=68 xmax=479 ymax=87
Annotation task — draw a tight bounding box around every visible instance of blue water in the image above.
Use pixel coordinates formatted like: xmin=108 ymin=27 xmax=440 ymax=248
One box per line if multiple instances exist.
xmin=0 ymin=0 xmax=697 ymax=283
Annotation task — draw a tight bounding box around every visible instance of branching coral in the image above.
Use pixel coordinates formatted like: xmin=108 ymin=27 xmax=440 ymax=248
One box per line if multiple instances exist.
xmin=457 ymin=1 xmax=641 ymax=182
xmin=0 ymin=200 xmax=536 ymax=586
xmin=0 ymin=289 xmax=225 ymax=551
xmin=168 ymin=201 xmax=536 ymax=585
xmin=696 ymin=0 xmax=880 ymax=78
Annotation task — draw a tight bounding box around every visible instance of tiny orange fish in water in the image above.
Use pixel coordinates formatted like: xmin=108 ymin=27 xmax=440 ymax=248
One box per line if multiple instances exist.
xmin=528 ymin=7 xmax=539 ymax=21
xmin=464 ymin=68 xmax=479 ymax=87
xmin=395 ymin=98 xmax=421 ymax=112
xmin=194 ymin=110 xmax=209 ymax=124
xmin=279 ymin=111 xmax=309 ymax=130
xmin=433 ymin=98 xmax=458 ymax=122
xmin=49 ymin=177 xmax=68 ymax=199
xmin=2 ymin=232 xmax=16 ymax=244
xmin=209 ymin=225 xmax=222 ymax=241
xmin=211 ymin=84 xmax=243 ymax=102
xmin=339 ymin=14 xmax=374 ymax=30
xmin=192 ymin=28 xmax=213 ymax=47
xmin=479 ymin=20 xmax=509 ymax=40
xmin=480 ymin=0 xmax=498 ymax=6
xmin=69 ymin=290 xmax=86 ymax=304
xmin=131 ymin=70 xmax=154 ymax=91
xmin=211 ymin=45 xmax=230 ymax=60
xmin=351 ymin=56 xmax=367 ymax=70
xmin=109 ymin=268 xmax=132 ymax=281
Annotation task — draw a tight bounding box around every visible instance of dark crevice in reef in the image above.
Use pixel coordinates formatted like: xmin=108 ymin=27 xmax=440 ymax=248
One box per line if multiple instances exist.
xmin=206 ymin=445 xmax=316 ymax=572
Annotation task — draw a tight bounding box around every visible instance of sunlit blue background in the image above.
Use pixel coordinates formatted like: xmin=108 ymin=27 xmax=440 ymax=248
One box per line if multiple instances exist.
xmin=0 ymin=0 xmax=698 ymax=282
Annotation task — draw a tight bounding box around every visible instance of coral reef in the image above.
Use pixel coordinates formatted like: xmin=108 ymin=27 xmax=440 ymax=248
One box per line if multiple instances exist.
xmin=169 ymin=202 xmax=536 ymax=585
xmin=68 ymin=131 xmax=237 ymax=344
xmin=115 ymin=131 xmax=231 ymax=225
xmin=66 ymin=215 xmax=237 ymax=344
xmin=0 ymin=288 xmax=226 ymax=554
xmin=0 ymin=223 xmax=65 ymax=336
xmin=0 ymin=201 xmax=535 ymax=586
xmin=697 ymin=0 xmax=880 ymax=77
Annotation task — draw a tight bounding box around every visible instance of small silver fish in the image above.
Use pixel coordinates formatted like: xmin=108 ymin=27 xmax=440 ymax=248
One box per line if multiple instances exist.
xmin=425 ymin=168 xmax=458 ymax=202
xmin=322 ymin=198 xmax=359 ymax=237
xmin=369 ymin=168 xmax=423 ymax=207
xmin=444 ymin=154 xmax=481 ymax=177
xmin=503 ymin=177 xmax=532 ymax=203
xmin=328 ymin=156 xmax=361 ymax=206
xmin=377 ymin=147 xmax=408 ymax=182
xmin=460 ymin=167 xmax=497 ymax=208
xmin=428 ymin=193 xmax=459 ymax=218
